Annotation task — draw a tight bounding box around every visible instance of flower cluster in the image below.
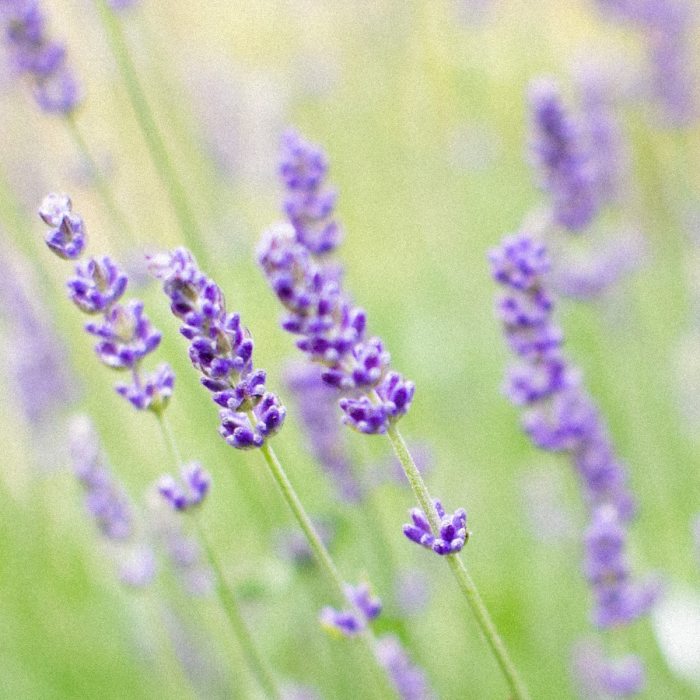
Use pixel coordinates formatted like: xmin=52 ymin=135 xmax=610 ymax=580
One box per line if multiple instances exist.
xmin=403 ymin=500 xmax=469 ymax=555
xmin=0 ymin=0 xmax=80 ymax=114
xmin=148 ymin=247 xmax=285 ymax=449
xmin=258 ymin=223 xmax=413 ymax=434
xmin=158 ymin=462 xmax=211 ymax=512
xmin=284 ymin=362 xmax=362 ymax=502
xmin=279 ymin=129 xmax=343 ymax=255
xmin=38 ymin=193 xmax=174 ymax=412
xmin=490 ymin=230 xmax=657 ymax=691
xmin=528 ymin=78 xmax=599 ymax=231
xmin=320 ymin=582 xmax=382 ymax=637
xmin=489 ymin=231 xmax=635 ymax=518
xmin=69 ymin=414 xmax=155 ymax=587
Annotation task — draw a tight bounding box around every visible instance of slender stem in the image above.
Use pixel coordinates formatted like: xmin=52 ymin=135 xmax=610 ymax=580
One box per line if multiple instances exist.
xmin=193 ymin=515 xmax=281 ymax=699
xmin=63 ymin=115 xmax=138 ymax=247
xmin=385 ymin=422 xmax=531 ymax=700
xmin=93 ymin=0 xmax=209 ymax=268
xmin=154 ymin=412 xmax=280 ymax=698
xmin=255 ymin=437 xmax=398 ymax=699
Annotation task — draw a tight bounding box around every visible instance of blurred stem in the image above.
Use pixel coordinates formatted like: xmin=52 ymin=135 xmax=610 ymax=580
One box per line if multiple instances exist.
xmin=63 ymin=115 xmax=137 ymax=247
xmin=94 ymin=0 xmax=209 ymax=268
xmin=385 ymin=422 xmax=531 ymax=700
xmin=192 ymin=515 xmax=281 ymax=700
xmin=255 ymin=436 xmax=399 ymax=700
xmin=155 ymin=411 xmax=280 ymax=699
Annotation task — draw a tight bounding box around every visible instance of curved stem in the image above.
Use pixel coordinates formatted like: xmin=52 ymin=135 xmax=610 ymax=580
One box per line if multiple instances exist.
xmin=385 ymin=422 xmax=531 ymax=700
xmin=93 ymin=0 xmax=209 ymax=268
xmin=63 ymin=115 xmax=138 ymax=247
xmin=255 ymin=437 xmax=398 ymax=699
xmin=155 ymin=412 xmax=280 ymax=698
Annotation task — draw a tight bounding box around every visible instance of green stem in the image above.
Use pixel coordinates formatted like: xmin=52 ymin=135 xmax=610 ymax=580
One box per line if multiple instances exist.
xmin=193 ymin=516 xmax=281 ymax=699
xmin=94 ymin=0 xmax=209 ymax=268
xmin=385 ymin=422 xmax=531 ymax=700
xmin=255 ymin=437 xmax=398 ymax=700
xmin=155 ymin=412 xmax=280 ymax=698
xmin=63 ymin=115 xmax=137 ymax=247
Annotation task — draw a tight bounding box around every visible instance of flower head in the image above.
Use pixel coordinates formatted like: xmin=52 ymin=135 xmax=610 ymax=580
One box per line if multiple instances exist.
xmin=403 ymin=500 xmax=469 ymax=556
xmin=158 ymin=463 xmax=211 ymax=512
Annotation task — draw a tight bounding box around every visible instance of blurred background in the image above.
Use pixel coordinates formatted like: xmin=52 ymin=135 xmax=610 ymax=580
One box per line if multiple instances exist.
xmin=0 ymin=1 xmax=699 ymax=698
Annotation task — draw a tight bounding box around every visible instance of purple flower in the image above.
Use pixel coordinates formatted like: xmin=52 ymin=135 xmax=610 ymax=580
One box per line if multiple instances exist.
xmin=158 ymin=463 xmax=211 ymax=512
xmin=584 ymin=506 xmax=661 ymax=629
xmin=403 ymin=500 xmax=469 ymax=556
xmin=149 ymin=247 xmax=286 ymax=449
xmin=376 ymin=635 xmax=436 ymax=700
xmin=279 ymin=129 xmax=343 ymax=255
xmin=85 ymin=300 xmax=162 ymax=369
xmin=489 ymin=231 xmax=636 ymax=519
xmin=258 ymin=222 xmax=413 ymax=435
xmin=319 ymin=581 xmax=382 ymax=637
xmin=528 ymin=78 xmax=599 ymax=231
xmin=0 ymin=251 xmax=76 ymax=425
xmin=1 ymin=0 xmax=81 ymax=115
xmin=67 ymin=256 xmax=128 ymax=314
xmin=39 ymin=193 xmax=86 ymax=259
xmin=573 ymin=640 xmax=646 ymax=697
xmin=39 ymin=195 xmax=174 ymax=414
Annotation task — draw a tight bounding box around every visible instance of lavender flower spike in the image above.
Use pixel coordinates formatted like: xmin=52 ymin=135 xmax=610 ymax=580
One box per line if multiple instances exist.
xmin=279 ymin=129 xmax=343 ymax=255
xmin=403 ymin=499 xmax=469 ymax=555
xmin=1 ymin=0 xmax=80 ymax=114
xmin=149 ymin=247 xmax=286 ymax=449
xmin=528 ymin=78 xmax=599 ymax=231
xmin=158 ymin=463 xmax=211 ymax=512
xmin=258 ymin=222 xmax=414 ymax=434
xmin=39 ymin=195 xmax=174 ymax=413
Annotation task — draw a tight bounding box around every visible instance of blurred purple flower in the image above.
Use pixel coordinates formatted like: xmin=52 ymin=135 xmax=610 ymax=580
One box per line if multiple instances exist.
xmin=376 ymin=634 xmax=436 ymax=700
xmin=158 ymin=462 xmax=211 ymax=512
xmin=573 ymin=639 xmax=646 ymax=697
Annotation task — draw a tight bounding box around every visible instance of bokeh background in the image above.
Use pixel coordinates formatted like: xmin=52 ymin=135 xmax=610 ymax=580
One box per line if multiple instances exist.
xmin=1 ymin=1 xmax=699 ymax=698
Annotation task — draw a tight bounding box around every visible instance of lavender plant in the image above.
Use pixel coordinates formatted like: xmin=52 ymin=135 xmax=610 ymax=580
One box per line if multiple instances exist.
xmin=259 ymin=129 xmax=530 ymax=699
xmin=489 ymin=230 xmax=659 ymax=695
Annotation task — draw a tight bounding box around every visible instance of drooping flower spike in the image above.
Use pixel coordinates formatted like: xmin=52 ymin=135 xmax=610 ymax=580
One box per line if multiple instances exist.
xmin=0 ymin=0 xmax=80 ymax=114
xmin=38 ymin=193 xmax=174 ymax=413
xmin=148 ymin=247 xmax=286 ymax=449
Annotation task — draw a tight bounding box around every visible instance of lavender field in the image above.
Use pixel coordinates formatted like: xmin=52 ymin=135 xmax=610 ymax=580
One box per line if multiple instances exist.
xmin=1 ymin=1 xmax=699 ymax=698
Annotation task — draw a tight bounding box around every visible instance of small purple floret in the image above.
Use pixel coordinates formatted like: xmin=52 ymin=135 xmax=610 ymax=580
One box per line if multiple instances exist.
xmin=158 ymin=463 xmax=211 ymax=512
xmin=403 ymin=499 xmax=469 ymax=556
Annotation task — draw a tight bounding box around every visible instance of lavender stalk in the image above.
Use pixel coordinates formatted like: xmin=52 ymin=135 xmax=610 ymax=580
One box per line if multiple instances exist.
xmin=260 ymin=130 xmax=530 ymax=700
xmin=93 ymin=0 xmax=209 ymax=268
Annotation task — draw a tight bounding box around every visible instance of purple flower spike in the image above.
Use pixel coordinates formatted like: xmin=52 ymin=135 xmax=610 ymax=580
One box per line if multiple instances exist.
xmin=39 ymin=195 xmax=171 ymax=414
xmin=403 ymin=500 xmax=469 ymax=556
xmin=528 ymin=78 xmax=599 ymax=231
xmin=67 ymin=256 xmax=128 ymax=313
xmin=39 ymin=193 xmax=86 ymax=259
xmin=150 ymin=247 xmax=286 ymax=450
xmin=279 ymin=129 xmax=343 ymax=255
xmin=573 ymin=640 xmax=646 ymax=698
xmin=1 ymin=1 xmax=81 ymax=115
xmin=158 ymin=462 xmax=211 ymax=512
